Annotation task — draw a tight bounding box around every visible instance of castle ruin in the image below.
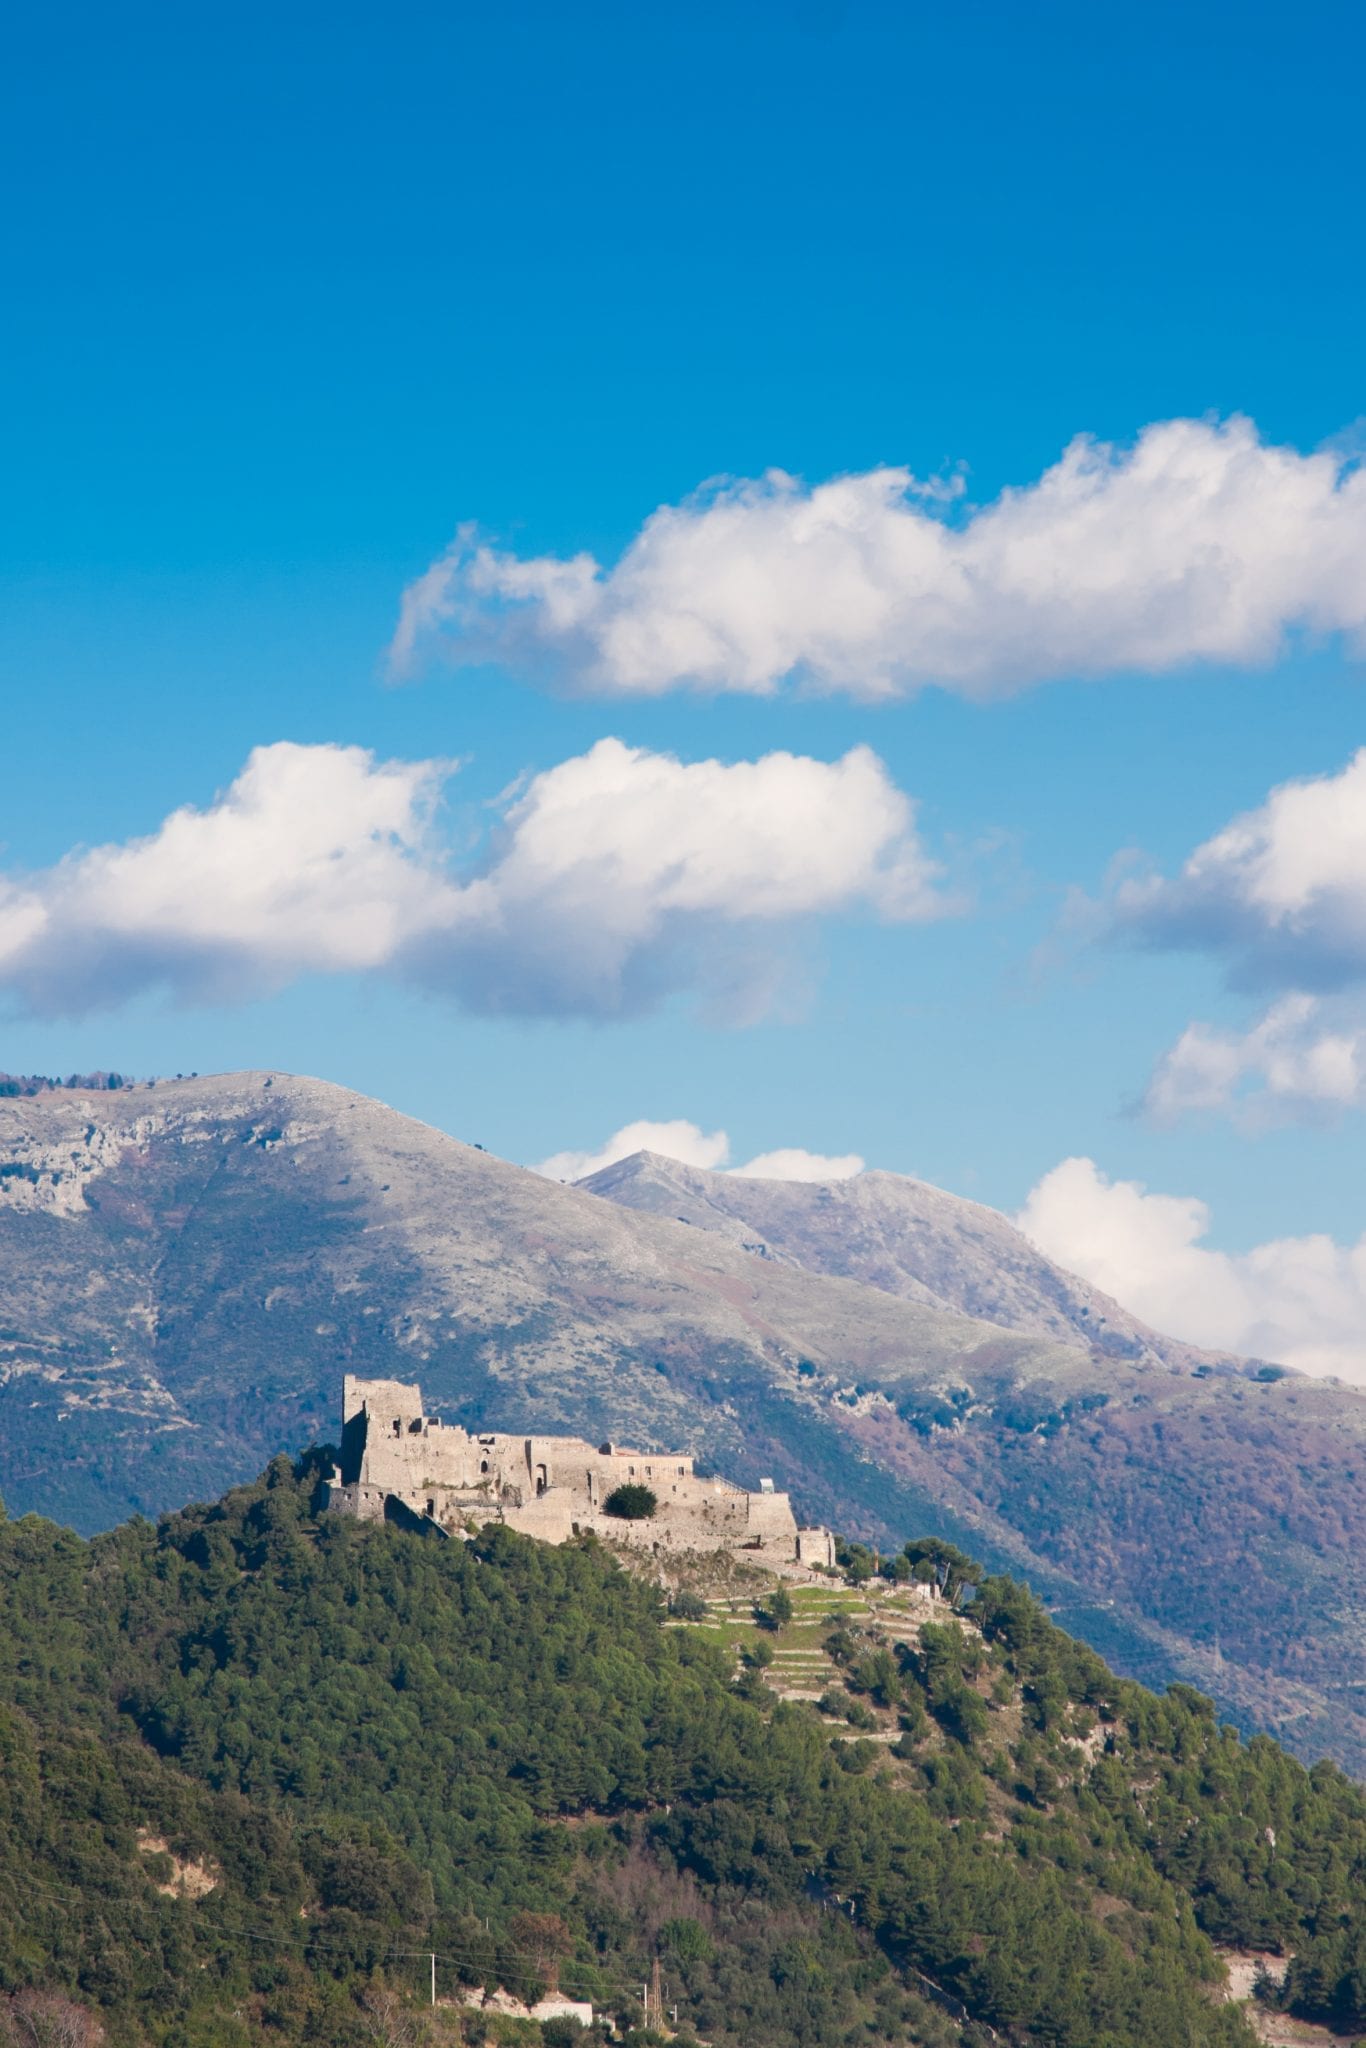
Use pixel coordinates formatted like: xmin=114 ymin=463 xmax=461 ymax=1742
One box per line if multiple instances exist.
xmin=325 ymin=1375 xmax=835 ymax=1567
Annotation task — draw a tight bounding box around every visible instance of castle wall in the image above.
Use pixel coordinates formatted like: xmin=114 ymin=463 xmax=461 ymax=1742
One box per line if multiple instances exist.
xmin=326 ymin=1481 xmax=389 ymax=1523
xmin=797 ymin=1526 xmax=836 ymax=1568
xmin=500 ymin=1491 xmax=578 ymax=1542
xmin=343 ymin=1374 xmax=426 ymax=1427
xmin=327 ymin=1377 xmax=829 ymax=1567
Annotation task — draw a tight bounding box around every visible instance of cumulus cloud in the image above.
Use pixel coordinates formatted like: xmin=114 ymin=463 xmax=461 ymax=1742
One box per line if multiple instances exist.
xmin=1017 ymin=1156 xmax=1366 ymax=1383
xmin=389 ymin=417 xmax=1366 ymax=699
xmin=421 ymin=737 xmax=947 ymax=1019
xmin=530 ymin=1119 xmax=865 ymax=1184
xmin=1145 ymin=994 xmax=1366 ymax=1123
xmin=1114 ymin=748 xmax=1366 ymax=992
xmin=730 ymin=1146 xmax=865 ymax=1181
xmin=0 ymin=742 xmax=456 ymax=1014
xmin=534 ymin=1119 xmax=731 ymax=1183
xmin=0 ymin=738 xmax=948 ymax=1021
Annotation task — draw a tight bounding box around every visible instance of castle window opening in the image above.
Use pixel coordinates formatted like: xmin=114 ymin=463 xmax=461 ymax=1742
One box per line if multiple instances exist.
xmin=409 ymin=1419 xmax=422 ymax=1434
xmin=426 ymin=1498 xmax=435 ymax=1517
xmin=480 ymin=1459 xmax=489 ymax=1474
xmin=392 ymin=1419 xmax=401 ymax=1436
xmin=535 ymin=1464 xmax=548 ymax=1496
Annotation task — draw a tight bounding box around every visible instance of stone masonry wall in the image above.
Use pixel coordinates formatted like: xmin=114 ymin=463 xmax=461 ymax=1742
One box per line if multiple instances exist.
xmin=327 ymin=1376 xmax=833 ymax=1566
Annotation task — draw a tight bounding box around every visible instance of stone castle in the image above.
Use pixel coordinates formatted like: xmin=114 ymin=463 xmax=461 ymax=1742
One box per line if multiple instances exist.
xmin=325 ymin=1375 xmax=835 ymax=1567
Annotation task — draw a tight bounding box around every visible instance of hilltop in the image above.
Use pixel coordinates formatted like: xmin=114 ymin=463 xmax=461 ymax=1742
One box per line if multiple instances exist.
xmin=2 ymin=1455 xmax=1366 ymax=2047
xmin=2 ymin=1072 xmax=1366 ymax=1775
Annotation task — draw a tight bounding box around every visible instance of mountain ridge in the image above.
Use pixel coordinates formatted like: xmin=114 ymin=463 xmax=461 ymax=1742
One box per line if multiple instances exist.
xmin=579 ymin=1148 xmax=1258 ymax=1378
xmin=2 ymin=1070 xmax=1365 ymax=1774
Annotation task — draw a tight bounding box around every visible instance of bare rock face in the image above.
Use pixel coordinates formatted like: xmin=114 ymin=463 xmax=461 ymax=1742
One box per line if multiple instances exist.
xmin=3 ymin=1072 xmax=1366 ymax=1775
xmin=578 ymin=1151 xmax=1248 ymax=1374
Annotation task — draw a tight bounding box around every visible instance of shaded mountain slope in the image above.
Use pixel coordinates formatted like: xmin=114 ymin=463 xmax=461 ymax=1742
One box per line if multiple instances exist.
xmin=2 ymin=1072 xmax=1366 ymax=1774
xmin=580 ymin=1149 xmax=1246 ymax=1374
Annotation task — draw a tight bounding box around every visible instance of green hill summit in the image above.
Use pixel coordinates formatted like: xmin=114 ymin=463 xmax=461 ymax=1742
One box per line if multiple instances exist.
xmin=0 ymin=1450 xmax=1364 ymax=2047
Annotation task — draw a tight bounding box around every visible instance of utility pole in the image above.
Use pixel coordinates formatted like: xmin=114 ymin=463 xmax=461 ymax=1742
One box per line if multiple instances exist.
xmin=430 ymin=1953 xmax=436 ymax=2007
xmin=650 ymin=1957 xmax=663 ymax=2025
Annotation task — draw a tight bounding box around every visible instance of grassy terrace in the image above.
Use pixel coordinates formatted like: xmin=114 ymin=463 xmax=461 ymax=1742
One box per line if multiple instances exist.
xmin=670 ymin=1578 xmax=950 ymax=1731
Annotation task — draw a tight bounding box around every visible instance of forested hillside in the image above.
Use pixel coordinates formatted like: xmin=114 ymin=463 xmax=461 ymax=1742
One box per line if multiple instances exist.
xmin=0 ymin=1457 xmax=1364 ymax=2047
xmin=6 ymin=1074 xmax=1366 ymax=1779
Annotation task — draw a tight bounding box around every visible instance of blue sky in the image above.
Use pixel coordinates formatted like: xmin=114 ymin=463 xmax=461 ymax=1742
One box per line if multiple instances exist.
xmin=5 ymin=0 xmax=1366 ymax=1372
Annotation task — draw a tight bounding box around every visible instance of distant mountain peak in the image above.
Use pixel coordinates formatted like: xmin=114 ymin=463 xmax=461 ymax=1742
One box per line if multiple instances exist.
xmin=579 ymin=1145 xmax=1245 ymax=1376
xmin=2 ymin=1071 xmax=1364 ymax=1774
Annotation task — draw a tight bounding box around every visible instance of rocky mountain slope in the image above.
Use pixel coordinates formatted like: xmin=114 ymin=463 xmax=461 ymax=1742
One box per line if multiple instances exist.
xmin=578 ymin=1150 xmax=1245 ymax=1374
xmin=2 ymin=1071 xmax=1366 ymax=1774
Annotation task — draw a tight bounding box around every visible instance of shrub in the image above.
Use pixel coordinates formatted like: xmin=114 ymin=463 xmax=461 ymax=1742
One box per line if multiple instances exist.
xmin=602 ymin=1485 xmax=657 ymax=1520
xmin=660 ymin=1916 xmax=713 ymax=1962
xmin=836 ymin=1539 xmax=876 ymax=1584
xmin=755 ymin=1587 xmax=793 ymax=1630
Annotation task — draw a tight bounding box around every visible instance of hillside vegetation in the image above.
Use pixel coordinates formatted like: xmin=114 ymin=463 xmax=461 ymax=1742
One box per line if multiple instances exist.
xmin=3 ymin=1074 xmax=1366 ymax=1775
xmin=0 ymin=1459 xmax=1364 ymax=2046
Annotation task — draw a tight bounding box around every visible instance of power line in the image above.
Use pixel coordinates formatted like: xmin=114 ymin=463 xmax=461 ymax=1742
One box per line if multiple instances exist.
xmin=0 ymin=1872 xmax=658 ymax=2006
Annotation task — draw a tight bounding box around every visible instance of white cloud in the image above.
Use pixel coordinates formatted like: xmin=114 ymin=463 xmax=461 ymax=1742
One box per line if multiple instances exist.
xmin=389 ymin=417 xmax=1366 ymax=699
xmin=1017 ymin=1156 xmax=1366 ymax=1383
xmin=1098 ymin=749 xmax=1366 ymax=1126
xmin=1113 ymin=748 xmax=1366 ymax=992
xmin=0 ymin=738 xmax=948 ymax=1021
xmin=1145 ymin=994 xmax=1366 ymax=1123
xmin=534 ymin=1119 xmax=731 ymax=1183
xmin=0 ymin=742 xmax=456 ymax=1014
xmin=730 ymin=1147 xmax=865 ymax=1181
xmin=530 ymin=1121 xmax=865 ymax=1184
xmin=410 ymin=736 xmax=949 ymax=1018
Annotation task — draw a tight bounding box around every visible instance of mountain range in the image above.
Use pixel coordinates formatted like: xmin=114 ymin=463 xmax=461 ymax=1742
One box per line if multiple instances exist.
xmin=579 ymin=1149 xmax=1243 ymax=1375
xmin=2 ymin=1069 xmax=1364 ymax=1773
